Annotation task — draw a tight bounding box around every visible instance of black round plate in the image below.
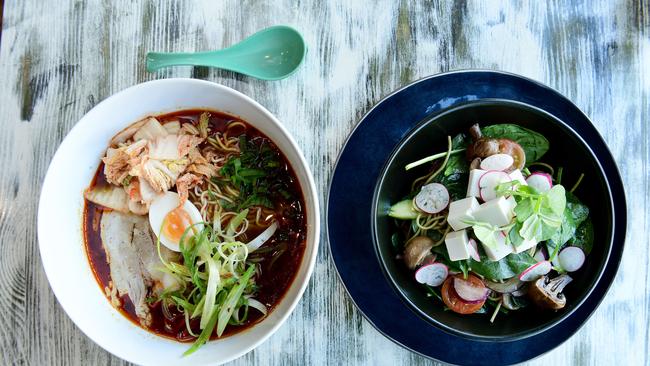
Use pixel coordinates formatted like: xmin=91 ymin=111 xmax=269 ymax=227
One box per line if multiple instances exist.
xmin=327 ymin=70 xmax=626 ymax=365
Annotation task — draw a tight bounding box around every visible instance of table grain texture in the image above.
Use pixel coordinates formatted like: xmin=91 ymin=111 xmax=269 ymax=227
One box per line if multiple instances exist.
xmin=0 ymin=0 xmax=648 ymax=365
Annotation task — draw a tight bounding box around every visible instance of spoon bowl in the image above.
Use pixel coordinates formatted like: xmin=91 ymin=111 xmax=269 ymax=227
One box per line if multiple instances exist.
xmin=146 ymin=25 xmax=307 ymax=80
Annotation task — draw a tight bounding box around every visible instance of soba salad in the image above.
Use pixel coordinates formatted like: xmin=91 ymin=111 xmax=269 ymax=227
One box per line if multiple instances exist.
xmin=83 ymin=110 xmax=306 ymax=355
xmin=389 ymin=123 xmax=593 ymax=320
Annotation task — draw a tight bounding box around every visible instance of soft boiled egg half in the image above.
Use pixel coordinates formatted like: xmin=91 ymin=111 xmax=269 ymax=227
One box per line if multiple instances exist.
xmin=149 ymin=191 xmax=203 ymax=252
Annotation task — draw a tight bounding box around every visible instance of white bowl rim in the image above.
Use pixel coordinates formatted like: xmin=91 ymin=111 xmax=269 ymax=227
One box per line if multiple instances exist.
xmin=37 ymin=78 xmax=320 ymax=365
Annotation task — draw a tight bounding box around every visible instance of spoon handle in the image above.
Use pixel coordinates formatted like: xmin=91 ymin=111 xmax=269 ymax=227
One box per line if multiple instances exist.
xmin=146 ymin=51 xmax=224 ymax=72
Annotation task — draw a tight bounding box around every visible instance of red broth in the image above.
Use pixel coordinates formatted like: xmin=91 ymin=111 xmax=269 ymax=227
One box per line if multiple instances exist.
xmin=83 ymin=110 xmax=307 ymax=342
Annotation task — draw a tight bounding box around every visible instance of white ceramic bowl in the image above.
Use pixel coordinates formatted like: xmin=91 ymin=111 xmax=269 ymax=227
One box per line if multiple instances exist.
xmin=38 ymin=79 xmax=320 ymax=365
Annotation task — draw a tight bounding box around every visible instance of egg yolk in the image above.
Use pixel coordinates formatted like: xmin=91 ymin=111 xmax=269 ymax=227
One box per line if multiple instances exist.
xmin=162 ymin=207 xmax=192 ymax=243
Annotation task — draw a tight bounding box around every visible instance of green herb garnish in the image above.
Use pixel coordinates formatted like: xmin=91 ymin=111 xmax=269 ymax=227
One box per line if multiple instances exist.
xmin=496 ymin=182 xmax=566 ymax=243
xmin=218 ymin=135 xmax=285 ymax=211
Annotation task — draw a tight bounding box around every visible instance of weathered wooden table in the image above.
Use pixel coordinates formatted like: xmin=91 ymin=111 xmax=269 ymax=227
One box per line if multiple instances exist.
xmin=1 ymin=1 xmax=648 ymax=365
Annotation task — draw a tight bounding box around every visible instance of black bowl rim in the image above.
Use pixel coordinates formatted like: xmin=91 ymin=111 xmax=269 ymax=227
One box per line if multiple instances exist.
xmin=371 ymin=98 xmax=615 ymax=342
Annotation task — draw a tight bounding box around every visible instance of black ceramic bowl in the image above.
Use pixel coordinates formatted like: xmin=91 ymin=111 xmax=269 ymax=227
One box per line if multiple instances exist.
xmin=372 ymin=99 xmax=614 ymax=341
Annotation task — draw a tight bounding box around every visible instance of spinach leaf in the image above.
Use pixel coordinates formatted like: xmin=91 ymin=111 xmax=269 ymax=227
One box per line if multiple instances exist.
xmin=469 ymin=252 xmax=537 ymax=281
xmin=436 ymin=172 xmax=468 ymax=201
xmin=391 ymin=232 xmax=403 ymax=252
xmin=569 ymin=219 xmax=594 ymax=254
xmin=482 ymin=124 xmax=550 ymax=162
xmin=443 ymin=155 xmax=469 ymax=176
xmin=566 ymin=191 xmax=590 ymax=226
xmin=424 ymin=229 xmax=444 ymax=244
xmin=451 ymin=133 xmax=469 ymax=149
xmin=546 ymin=191 xmax=591 ymax=255
xmin=430 ymin=133 xmax=470 ymax=200
xmin=443 ymin=133 xmax=470 ymax=176
xmin=548 ymin=207 xmax=577 ymax=250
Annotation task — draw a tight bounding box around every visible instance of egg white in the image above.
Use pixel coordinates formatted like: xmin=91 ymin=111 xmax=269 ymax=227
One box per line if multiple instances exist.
xmin=148 ymin=191 xmax=204 ymax=252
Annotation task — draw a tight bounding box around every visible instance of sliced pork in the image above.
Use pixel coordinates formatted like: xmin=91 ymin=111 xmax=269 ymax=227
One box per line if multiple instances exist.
xmin=100 ymin=211 xmax=177 ymax=327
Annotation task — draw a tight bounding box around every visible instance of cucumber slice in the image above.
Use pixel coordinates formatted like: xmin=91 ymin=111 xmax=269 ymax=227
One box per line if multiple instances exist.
xmin=388 ymin=199 xmax=419 ymax=219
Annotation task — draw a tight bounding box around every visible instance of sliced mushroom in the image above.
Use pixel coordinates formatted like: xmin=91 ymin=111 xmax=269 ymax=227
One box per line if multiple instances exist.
xmin=467 ymin=124 xmax=500 ymax=158
xmin=528 ymin=274 xmax=573 ymax=310
xmin=511 ymin=285 xmax=529 ymax=297
xmin=485 ymin=276 xmax=523 ymax=294
xmin=501 ymin=293 xmax=520 ymax=311
xmin=469 ymin=157 xmax=482 ymax=170
xmin=403 ymin=236 xmax=434 ymax=270
xmin=466 ymin=124 xmax=526 ymax=171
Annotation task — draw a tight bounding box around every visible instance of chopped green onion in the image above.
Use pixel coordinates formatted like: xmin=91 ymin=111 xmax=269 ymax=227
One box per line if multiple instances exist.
xmin=405 ymin=148 xmax=465 ymax=171
xmin=200 ymin=255 xmax=221 ymax=329
xmin=183 ymin=307 xmax=219 ymax=356
xmin=217 ymin=266 xmax=255 ymax=336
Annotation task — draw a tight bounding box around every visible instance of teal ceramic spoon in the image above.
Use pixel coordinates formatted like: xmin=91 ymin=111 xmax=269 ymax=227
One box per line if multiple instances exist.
xmin=146 ymin=25 xmax=307 ymax=80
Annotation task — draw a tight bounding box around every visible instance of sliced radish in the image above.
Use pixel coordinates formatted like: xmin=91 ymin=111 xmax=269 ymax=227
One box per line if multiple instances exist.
xmin=478 ymin=170 xmax=510 ymax=201
xmin=453 ymin=277 xmax=489 ymax=302
xmin=467 ymin=239 xmax=480 ymax=262
xmin=415 ymin=263 xmax=448 ymax=287
xmin=519 ymin=261 xmax=552 ymax=281
xmin=479 ymin=154 xmax=514 ymax=171
xmin=526 ymin=172 xmax=553 ymax=193
xmin=534 ymin=247 xmax=548 ymax=262
xmin=558 ymin=246 xmax=585 ymax=272
xmin=415 ymin=183 xmax=450 ymax=214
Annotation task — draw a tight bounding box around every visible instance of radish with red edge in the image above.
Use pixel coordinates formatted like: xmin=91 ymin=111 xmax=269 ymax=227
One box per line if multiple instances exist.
xmin=467 ymin=238 xmax=480 ymax=262
xmin=415 ymin=263 xmax=448 ymax=287
xmin=479 ymin=153 xmax=514 ymax=171
xmin=415 ymin=183 xmax=449 ymax=214
xmin=526 ymin=172 xmax=553 ymax=193
xmin=558 ymin=246 xmax=585 ymax=272
xmin=453 ymin=277 xmax=489 ymax=303
xmin=534 ymin=247 xmax=548 ymax=262
xmin=478 ymin=170 xmax=510 ymax=201
xmin=519 ymin=261 xmax=552 ymax=281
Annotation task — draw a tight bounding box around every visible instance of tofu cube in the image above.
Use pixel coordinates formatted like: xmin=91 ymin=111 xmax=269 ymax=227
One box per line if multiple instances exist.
xmin=444 ymin=230 xmax=471 ymax=261
xmin=466 ymin=169 xmax=486 ymax=198
xmin=447 ymin=197 xmax=480 ymax=231
xmin=509 ymin=169 xmax=528 ymax=186
xmin=473 ymin=196 xmax=515 ymax=227
xmin=481 ymin=231 xmax=513 ymax=261
xmin=513 ymin=237 xmax=538 ymax=253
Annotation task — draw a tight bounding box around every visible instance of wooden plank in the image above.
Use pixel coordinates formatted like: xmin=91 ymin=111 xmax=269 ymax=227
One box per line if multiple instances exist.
xmin=0 ymin=0 xmax=647 ymax=365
